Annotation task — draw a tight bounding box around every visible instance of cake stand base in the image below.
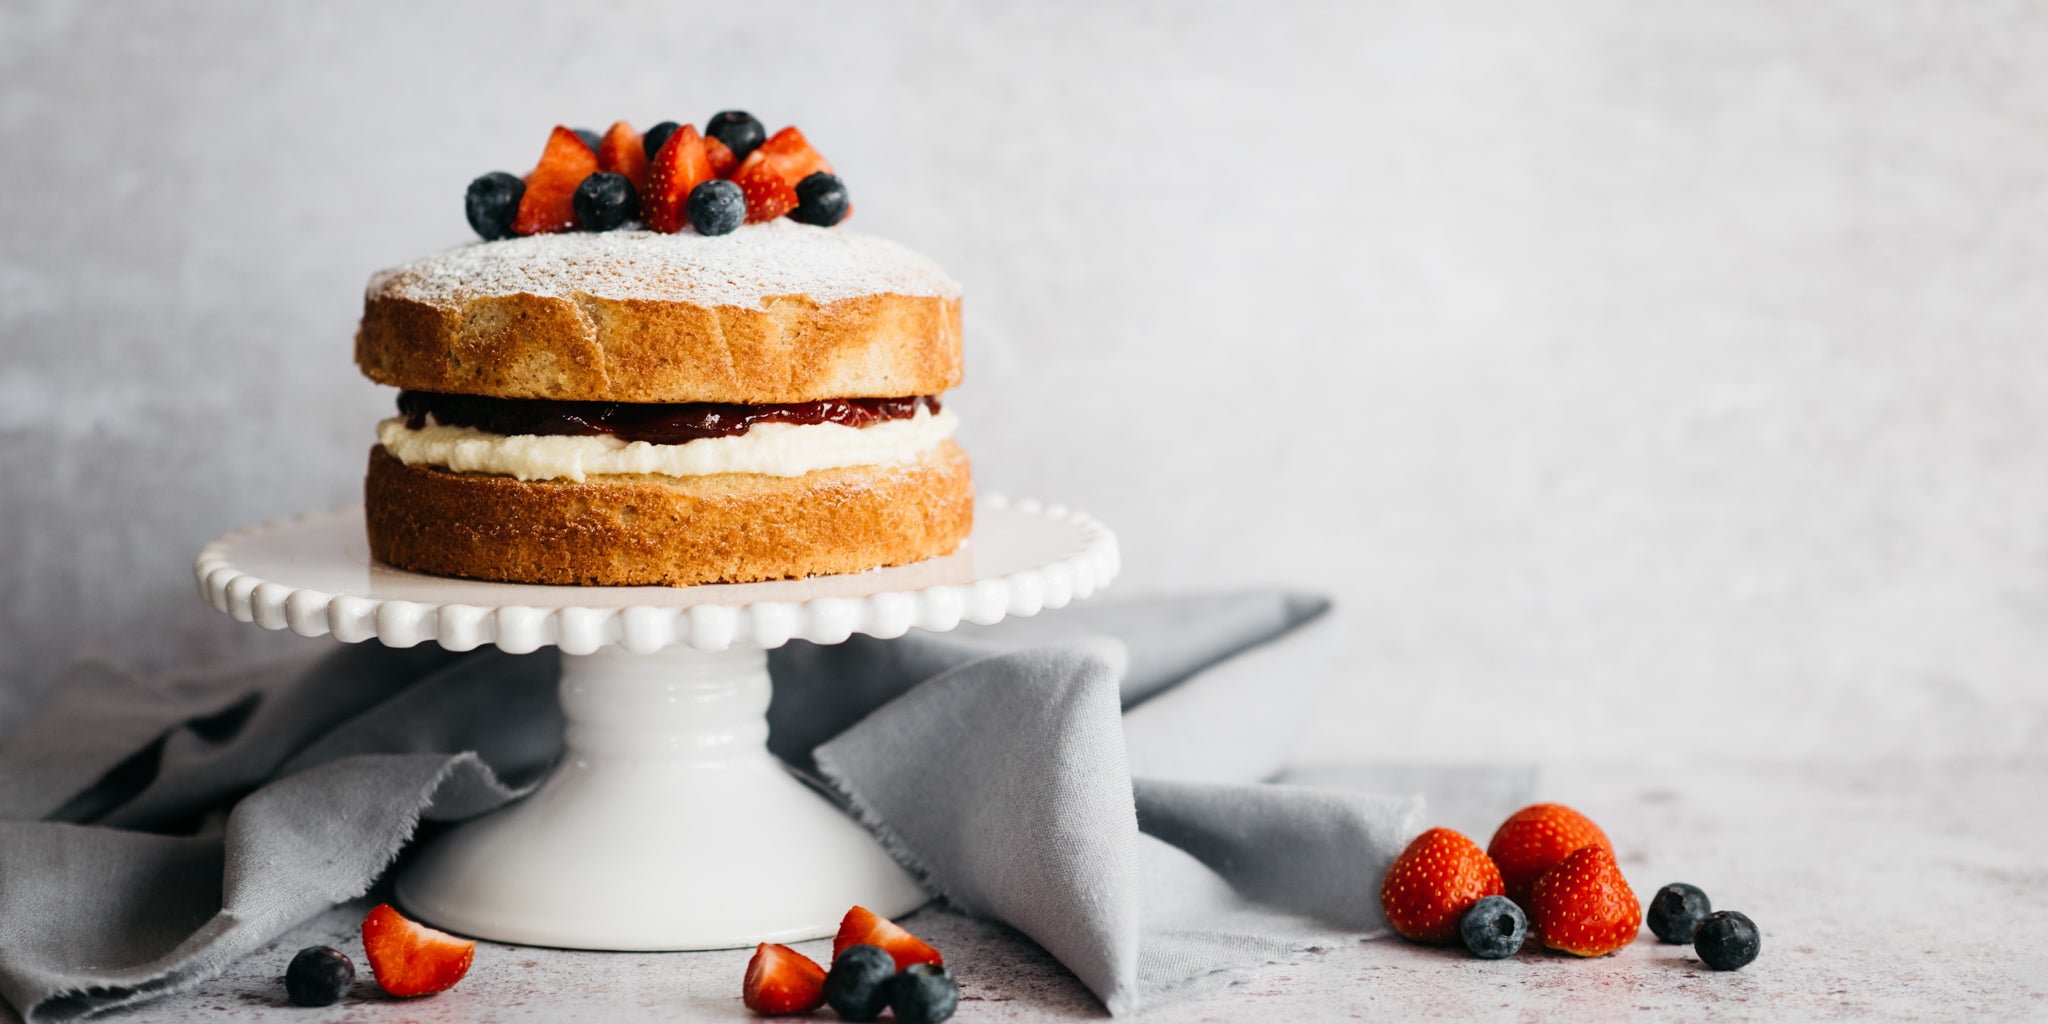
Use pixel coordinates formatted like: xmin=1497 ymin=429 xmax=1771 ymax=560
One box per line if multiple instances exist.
xmin=394 ymin=645 xmax=924 ymax=950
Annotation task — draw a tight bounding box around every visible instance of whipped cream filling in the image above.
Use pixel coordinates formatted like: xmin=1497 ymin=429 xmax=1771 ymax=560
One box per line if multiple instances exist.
xmin=377 ymin=405 xmax=957 ymax=482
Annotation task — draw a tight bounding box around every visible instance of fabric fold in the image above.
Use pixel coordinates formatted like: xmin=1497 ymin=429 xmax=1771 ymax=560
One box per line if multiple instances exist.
xmin=1133 ymin=778 xmax=1422 ymax=932
xmin=815 ymin=646 xmax=1144 ymax=1013
xmin=1 ymin=753 xmax=522 ymax=1022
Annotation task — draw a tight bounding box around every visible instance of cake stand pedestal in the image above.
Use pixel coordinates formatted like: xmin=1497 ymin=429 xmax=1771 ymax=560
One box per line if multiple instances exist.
xmin=194 ymin=496 xmax=1117 ymax=950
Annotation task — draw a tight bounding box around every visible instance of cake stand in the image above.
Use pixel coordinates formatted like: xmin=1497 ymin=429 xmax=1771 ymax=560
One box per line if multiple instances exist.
xmin=194 ymin=496 xmax=1117 ymax=950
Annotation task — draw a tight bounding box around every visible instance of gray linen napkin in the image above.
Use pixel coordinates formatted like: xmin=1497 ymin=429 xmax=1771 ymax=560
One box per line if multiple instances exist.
xmin=0 ymin=591 xmax=1420 ymax=1021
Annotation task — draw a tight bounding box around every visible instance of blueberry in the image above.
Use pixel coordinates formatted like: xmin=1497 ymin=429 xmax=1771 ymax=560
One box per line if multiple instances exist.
xmin=705 ymin=110 xmax=766 ymax=161
xmin=1647 ymin=882 xmax=1713 ymax=944
xmin=284 ymin=945 xmax=354 ymax=1007
xmin=572 ymin=172 xmax=636 ymax=232
xmin=573 ymin=127 xmax=601 ymax=153
xmin=686 ymin=179 xmax=746 ymax=236
xmin=1458 ymin=895 xmax=1527 ymax=959
xmin=890 ymin=962 xmax=959 ymax=1024
xmin=465 ymin=171 xmax=525 ymax=240
xmin=643 ymin=120 xmax=682 ymax=160
xmin=822 ymin=944 xmax=895 ymax=1021
xmin=1693 ymin=910 xmax=1761 ymax=970
xmin=790 ymin=172 xmax=849 ymax=227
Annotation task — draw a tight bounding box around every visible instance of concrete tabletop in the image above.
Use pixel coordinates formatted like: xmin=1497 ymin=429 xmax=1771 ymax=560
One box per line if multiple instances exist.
xmin=61 ymin=760 xmax=2043 ymax=1023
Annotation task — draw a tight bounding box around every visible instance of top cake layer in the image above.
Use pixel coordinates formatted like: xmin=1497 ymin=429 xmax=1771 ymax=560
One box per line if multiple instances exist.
xmin=356 ymin=222 xmax=962 ymax=404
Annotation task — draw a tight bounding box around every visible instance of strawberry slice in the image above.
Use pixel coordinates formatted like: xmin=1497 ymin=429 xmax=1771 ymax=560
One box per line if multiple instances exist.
xmin=360 ymin=903 xmax=475 ymax=997
xmin=596 ymin=120 xmax=649 ymax=192
xmin=643 ymin=124 xmax=714 ymax=233
xmin=1528 ymin=844 xmax=1641 ymax=956
xmin=755 ymin=126 xmax=833 ymax=187
xmin=832 ymin=905 xmax=942 ymax=971
xmin=736 ymin=151 xmax=798 ymax=223
xmin=704 ymin=135 xmax=738 ymax=179
xmin=512 ymin=125 xmax=599 ymax=235
xmin=1488 ymin=803 xmax=1614 ymax=906
xmin=1379 ymin=827 xmax=1505 ymax=945
xmin=742 ymin=942 xmax=826 ymax=1015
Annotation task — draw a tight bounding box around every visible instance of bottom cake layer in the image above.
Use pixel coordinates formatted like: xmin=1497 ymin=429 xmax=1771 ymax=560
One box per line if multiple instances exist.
xmin=364 ymin=441 xmax=973 ymax=586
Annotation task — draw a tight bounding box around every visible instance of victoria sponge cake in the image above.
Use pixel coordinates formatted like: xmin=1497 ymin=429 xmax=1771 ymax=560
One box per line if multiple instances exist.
xmin=356 ymin=115 xmax=971 ymax=586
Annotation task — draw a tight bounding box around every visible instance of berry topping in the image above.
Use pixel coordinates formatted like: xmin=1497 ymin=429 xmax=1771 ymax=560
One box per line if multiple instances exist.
xmin=736 ymin=152 xmax=798 ymax=223
xmin=706 ymin=109 xmax=767 ymax=161
xmin=572 ymin=172 xmax=637 ymax=232
xmin=1488 ymin=803 xmax=1614 ymax=905
xmin=642 ymin=120 xmax=682 ymax=161
xmin=833 ymin=906 xmax=943 ymax=972
xmin=1527 ymin=844 xmax=1640 ymax=957
xmin=791 ymin=172 xmax=850 ymax=226
xmin=1380 ymin=827 xmax=1505 ymax=945
xmin=822 ymin=944 xmax=896 ymax=1022
xmin=1647 ymin=882 xmax=1713 ymax=944
xmin=742 ymin=942 xmax=826 ymax=1015
xmin=283 ymin=945 xmax=354 ymax=1007
xmin=512 ymin=125 xmax=600 ymax=235
xmin=704 ymin=135 xmax=738 ymax=178
xmin=472 ymin=115 xmax=856 ymax=234
xmin=595 ymin=121 xmax=649 ymax=192
xmin=686 ymin=179 xmax=746 ymax=236
xmin=755 ymin=126 xmax=834 ymax=187
xmin=643 ymin=124 xmax=714 ymax=233
xmin=360 ymin=903 xmax=475 ymax=997
xmin=464 ymin=171 xmax=525 ymax=241
xmin=890 ymin=963 xmax=960 ymax=1024
xmin=1459 ymin=895 xmax=1528 ymax=959
xmin=1693 ymin=910 xmax=1761 ymax=970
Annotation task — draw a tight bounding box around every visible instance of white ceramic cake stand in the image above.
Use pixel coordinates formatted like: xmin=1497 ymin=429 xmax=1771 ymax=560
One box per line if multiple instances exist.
xmin=194 ymin=496 xmax=1116 ymax=950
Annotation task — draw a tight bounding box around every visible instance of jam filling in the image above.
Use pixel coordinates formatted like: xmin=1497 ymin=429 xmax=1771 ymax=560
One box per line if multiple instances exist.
xmin=397 ymin=390 xmax=941 ymax=446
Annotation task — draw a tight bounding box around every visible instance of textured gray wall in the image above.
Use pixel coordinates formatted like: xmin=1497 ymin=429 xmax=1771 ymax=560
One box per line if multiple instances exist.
xmin=4 ymin=1 xmax=2046 ymax=763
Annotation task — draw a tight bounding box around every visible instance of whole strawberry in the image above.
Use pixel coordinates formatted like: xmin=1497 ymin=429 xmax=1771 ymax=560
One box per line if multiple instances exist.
xmin=1488 ymin=803 xmax=1614 ymax=905
xmin=1380 ymin=827 xmax=1506 ymax=944
xmin=1527 ymin=844 xmax=1640 ymax=956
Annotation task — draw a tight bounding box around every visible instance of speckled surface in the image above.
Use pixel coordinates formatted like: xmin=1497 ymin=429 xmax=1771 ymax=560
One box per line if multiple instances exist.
xmin=30 ymin=761 xmax=2041 ymax=1023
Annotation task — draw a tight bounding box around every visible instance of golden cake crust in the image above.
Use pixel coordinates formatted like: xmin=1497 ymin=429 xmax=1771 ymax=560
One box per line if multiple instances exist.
xmin=356 ymin=289 xmax=962 ymax=403
xmin=364 ymin=442 xmax=973 ymax=586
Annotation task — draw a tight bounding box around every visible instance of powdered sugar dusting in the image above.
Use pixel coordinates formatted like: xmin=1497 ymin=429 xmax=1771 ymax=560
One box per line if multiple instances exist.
xmin=368 ymin=221 xmax=961 ymax=310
